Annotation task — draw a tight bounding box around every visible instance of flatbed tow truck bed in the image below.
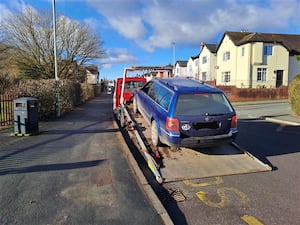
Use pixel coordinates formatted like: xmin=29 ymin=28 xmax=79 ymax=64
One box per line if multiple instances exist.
xmin=114 ymin=66 xmax=271 ymax=184
xmin=122 ymin=105 xmax=272 ymax=183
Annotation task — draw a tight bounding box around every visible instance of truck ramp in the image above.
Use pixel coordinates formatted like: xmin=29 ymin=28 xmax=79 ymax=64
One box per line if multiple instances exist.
xmin=158 ymin=143 xmax=271 ymax=182
xmin=133 ymin=113 xmax=272 ymax=183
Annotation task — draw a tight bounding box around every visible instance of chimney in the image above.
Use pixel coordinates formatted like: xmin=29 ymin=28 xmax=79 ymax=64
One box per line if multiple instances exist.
xmin=201 ymin=42 xmax=206 ymax=50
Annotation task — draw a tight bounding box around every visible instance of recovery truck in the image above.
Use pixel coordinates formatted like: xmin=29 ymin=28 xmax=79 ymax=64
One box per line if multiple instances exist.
xmin=114 ymin=66 xmax=271 ymax=184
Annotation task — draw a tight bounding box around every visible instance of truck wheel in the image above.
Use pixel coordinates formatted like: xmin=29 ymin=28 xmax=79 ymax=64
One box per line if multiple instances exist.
xmin=133 ymin=97 xmax=138 ymax=114
xmin=118 ymin=108 xmax=125 ymax=127
xmin=151 ymin=120 xmax=160 ymax=147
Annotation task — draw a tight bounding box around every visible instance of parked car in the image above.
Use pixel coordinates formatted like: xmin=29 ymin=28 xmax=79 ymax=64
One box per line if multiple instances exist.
xmin=107 ymin=87 xmax=113 ymax=95
xmin=133 ymin=77 xmax=238 ymax=148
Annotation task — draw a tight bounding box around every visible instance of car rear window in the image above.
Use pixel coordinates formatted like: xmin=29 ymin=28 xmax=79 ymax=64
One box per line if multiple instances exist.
xmin=174 ymin=93 xmax=234 ymax=116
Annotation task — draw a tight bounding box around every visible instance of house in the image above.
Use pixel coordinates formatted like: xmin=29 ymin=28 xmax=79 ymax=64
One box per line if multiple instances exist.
xmin=186 ymin=54 xmax=199 ymax=78
xmin=198 ymin=43 xmax=218 ymax=81
xmin=216 ymin=31 xmax=300 ymax=88
xmin=174 ymin=60 xmax=188 ymax=77
xmin=85 ymin=65 xmax=99 ymax=84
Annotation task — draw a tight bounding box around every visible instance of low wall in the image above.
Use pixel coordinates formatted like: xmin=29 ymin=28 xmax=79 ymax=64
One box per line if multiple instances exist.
xmin=217 ymin=85 xmax=288 ymax=102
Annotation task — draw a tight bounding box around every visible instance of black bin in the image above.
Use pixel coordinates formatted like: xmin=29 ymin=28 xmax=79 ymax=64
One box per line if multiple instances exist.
xmin=14 ymin=97 xmax=39 ymax=135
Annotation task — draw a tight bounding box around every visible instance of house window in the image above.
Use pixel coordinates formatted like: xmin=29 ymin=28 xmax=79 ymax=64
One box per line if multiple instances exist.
xmin=241 ymin=47 xmax=245 ymax=56
xmin=202 ymin=72 xmax=207 ymax=81
xmin=222 ymin=71 xmax=231 ymax=83
xmin=223 ymin=51 xmax=230 ymax=61
xmin=263 ymin=45 xmax=273 ymax=56
xmin=195 ymin=59 xmax=199 ymax=67
xmin=257 ymin=68 xmax=267 ymax=82
xmin=202 ymin=56 xmax=207 ymax=64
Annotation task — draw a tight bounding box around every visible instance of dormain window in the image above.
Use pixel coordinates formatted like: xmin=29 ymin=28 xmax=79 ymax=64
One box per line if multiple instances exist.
xmin=222 ymin=71 xmax=231 ymax=83
xmin=257 ymin=68 xmax=267 ymax=81
xmin=263 ymin=45 xmax=273 ymax=56
xmin=202 ymin=56 xmax=207 ymax=64
xmin=223 ymin=51 xmax=230 ymax=61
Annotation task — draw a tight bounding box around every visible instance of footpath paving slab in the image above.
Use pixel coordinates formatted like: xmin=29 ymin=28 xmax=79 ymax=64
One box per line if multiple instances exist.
xmin=0 ymin=95 xmax=168 ymax=225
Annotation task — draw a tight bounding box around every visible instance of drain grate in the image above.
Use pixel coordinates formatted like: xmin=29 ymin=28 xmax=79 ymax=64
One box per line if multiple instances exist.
xmin=157 ymin=188 xmax=186 ymax=204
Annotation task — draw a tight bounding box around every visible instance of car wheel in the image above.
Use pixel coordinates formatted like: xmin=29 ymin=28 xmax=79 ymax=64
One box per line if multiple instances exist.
xmin=133 ymin=97 xmax=138 ymax=114
xmin=151 ymin=120 xmax=160 ymax=147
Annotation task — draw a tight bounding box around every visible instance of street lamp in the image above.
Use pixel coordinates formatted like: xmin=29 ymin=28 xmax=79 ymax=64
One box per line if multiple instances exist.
xmin=52 ymin=0 xmax=58 ymax=81
xmin=52 ymin=0 xmax=60 ymax=117
xmin=173 ymin=42 xmax=176 ymax=76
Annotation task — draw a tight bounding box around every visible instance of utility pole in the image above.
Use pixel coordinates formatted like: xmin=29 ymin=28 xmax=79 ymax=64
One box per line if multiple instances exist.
xmin=52 ymin=0 xmax=60 ymax=117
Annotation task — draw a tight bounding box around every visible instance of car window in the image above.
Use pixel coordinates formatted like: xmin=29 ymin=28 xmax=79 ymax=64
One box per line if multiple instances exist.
xmin=174 ymin=93 xmax=233 ymax=116
xmin=141 ymin=81 xmax=153 ymax=95
xmin=156 ymin=87 xmax=172 ymax=110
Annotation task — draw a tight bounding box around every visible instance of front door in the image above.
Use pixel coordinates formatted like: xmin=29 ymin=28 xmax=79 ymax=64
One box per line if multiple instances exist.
xmin=276 ymin=70 xmax=283 ymax=88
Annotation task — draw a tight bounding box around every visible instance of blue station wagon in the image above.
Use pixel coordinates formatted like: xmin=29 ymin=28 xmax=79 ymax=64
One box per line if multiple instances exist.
xmin=133 ymin=77 xmax=238 ymax=148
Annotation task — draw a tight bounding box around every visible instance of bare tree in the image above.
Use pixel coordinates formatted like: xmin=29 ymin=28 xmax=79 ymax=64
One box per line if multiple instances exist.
xmin=2 ymin=7 xmax=105 ymax=80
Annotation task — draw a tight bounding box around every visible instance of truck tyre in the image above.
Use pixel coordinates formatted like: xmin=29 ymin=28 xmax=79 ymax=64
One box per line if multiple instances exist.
xmin=133 ymin=97 xmax=138 ymax=114
xmin=151 ymin=120 xmax=160 ymax=147
xmin=118 ymin=108 xmax=125 ymax=127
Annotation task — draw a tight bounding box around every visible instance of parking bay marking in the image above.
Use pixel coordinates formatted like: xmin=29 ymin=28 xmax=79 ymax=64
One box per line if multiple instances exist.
xmin=183 ymin=177 xmax=223 ymax=187
xmin=196 ymin=187 xmax=250 ymax=208
xmin=242 ymin=215 xmax=264 ymax=225
xmin=183 ymin=177 xmax=264 ymax=224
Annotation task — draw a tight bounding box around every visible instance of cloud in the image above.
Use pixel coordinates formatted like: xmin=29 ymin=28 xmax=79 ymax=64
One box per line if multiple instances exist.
xmin=87 ymin=0 xmax=300 ymax=51
xmin=99 ymin=48 xmax=138 ymax=68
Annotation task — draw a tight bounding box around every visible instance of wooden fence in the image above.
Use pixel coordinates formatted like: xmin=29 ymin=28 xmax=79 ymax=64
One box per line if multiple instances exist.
xmin=0 ymin=94 xmax=14 ymax=128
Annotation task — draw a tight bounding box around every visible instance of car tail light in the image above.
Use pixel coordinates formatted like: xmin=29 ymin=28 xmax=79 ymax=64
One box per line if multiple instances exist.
xmin=166 ymin=117 xmax=179 ymax=132
xmin=231 ymin=115 xmax=237 ymax=128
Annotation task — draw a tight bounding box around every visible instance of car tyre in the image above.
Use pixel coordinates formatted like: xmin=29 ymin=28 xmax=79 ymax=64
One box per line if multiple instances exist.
xmin=151 ymin=120 xmax=160 ymax=147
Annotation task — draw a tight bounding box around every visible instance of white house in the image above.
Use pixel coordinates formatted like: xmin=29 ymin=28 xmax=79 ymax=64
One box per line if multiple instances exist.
xmin=174 ymin=60 xmax=188 ymax=77
xmin=198 ymin=43 xmax=218 ymax=81
xmin=216 ymin=31 xmax=300 ymax=88
xmin=85 ymin=65 xmax=99 ymax=84
xmin=186 ymin=54 xmax=199 ymax=78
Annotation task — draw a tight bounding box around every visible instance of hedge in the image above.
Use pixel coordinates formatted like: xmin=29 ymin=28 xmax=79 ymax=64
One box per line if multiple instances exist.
xmin=288 ymin=74 xmax=300 ymax=116
xmin=6 ymin=79 xmax=102 ymax=120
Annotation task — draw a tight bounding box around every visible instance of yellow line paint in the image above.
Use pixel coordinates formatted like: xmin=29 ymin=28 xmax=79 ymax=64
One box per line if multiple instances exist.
xmin=183 ymin=177 xmax=224 ymax=187
xmin=241 ymin=215 xmax=264 ymax=225
xmin=196 ymin=187 xmax=249 ymax=208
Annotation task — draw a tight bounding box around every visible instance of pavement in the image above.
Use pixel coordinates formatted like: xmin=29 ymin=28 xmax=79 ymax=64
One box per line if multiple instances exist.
xmin=232 ymin=99 xmax=300 ymax=126
xmin=0 ymin=96 xmax=299 ymax=225
xmin=0 ymin=94 xmax=172 ymax=225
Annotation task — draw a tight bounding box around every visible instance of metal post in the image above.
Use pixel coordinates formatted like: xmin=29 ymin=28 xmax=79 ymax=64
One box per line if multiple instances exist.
xmin=52 ymin=0 xmax=60 ymax=117
xmin=52 ymin=0 xmax=58 ymax=81
xmin=173 ymin=42 xmax=176 ymax=77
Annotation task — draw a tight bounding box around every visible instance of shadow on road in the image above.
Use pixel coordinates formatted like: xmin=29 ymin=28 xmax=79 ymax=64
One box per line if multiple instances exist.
xmin=236 ymin=118 xmax=300 ymax=169
xmin=0 ymin=159 xmax=105 ymax=176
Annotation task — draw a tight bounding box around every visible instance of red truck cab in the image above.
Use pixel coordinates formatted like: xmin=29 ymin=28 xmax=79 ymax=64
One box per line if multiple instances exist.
xmin=113 ymin=77 xmax=147 ymax=111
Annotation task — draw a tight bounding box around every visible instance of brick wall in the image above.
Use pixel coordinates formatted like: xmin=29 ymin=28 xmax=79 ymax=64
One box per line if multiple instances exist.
xmin=217 ymin=85 xmax=288 ymax=102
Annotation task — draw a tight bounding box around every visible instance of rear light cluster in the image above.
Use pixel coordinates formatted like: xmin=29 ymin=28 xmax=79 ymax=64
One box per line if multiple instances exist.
xmin=166 ymin=117 xmax=179 ymax=132
xmin=231 ymin=115 xmax=237 ymax=128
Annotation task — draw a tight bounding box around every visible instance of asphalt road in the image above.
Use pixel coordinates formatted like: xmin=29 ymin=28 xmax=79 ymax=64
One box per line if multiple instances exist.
xmin=153 ymin=101 xmax=300 ymax=225
xmin=0 ymin=95 xmax=164 ymax=225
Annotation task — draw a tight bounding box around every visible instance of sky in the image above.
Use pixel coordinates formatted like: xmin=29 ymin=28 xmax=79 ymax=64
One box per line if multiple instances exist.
xmin=0 ymin=0 xmax=299 ymax=80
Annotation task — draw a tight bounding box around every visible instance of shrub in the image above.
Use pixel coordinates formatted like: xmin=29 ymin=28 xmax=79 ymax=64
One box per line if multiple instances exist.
xmin=288 ymin=74 xmax=300 ymax=116
xmin=6 ymin=79 xmax=101 ymax=120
